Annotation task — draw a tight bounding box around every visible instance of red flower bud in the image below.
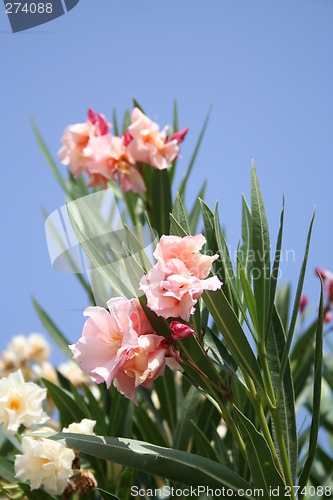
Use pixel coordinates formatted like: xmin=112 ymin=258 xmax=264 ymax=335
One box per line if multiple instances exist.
xmin=171 ymin=128 xmax=188 ymax=144
xmin=299 ymin=295 xmax=309 ymax=313
xmin=170 ymin=321 xmax=194 ymax=340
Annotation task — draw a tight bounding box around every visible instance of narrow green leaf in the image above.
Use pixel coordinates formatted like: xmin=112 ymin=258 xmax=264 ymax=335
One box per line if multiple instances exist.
xmin=124 ymin=224 xmax=152 ymax=273
xmin=18 ymin=482 xmax=56 ymax=499
xmin=266 ymin=306 xmax=297 ymax=484
xmin=179 ymin=105 xmax=212 ymax=198
xmin=172 ymin=192 xmax=191 ymax=234
xmin=98 ymin=488 xmax=120 ymax=500
xmin=277 ymin=211 xmax=315 ymax=397
xmin=238 ymin=260 xmax=260 ymax=334
xmin=112 ymin=108 xmax=119 ymax=136
xmin=199 ymin=199 xmax=218 ymax=256
xmin=203 ymin=289 xmax=264 ymax=391
xmin=150 ymin=169 xmax=172 ymax=237
xmin=153 ymin=369 xmax=177 ymax=434
xmin=204 ymin=327 xmax=238 ymax=373
xmin=265 ymin=198 xmax=284 ymax=343
xmin=235 ymin=408 xmax=285 ymax=499
xmin=32 ymin=297 xmax=71 ymax=359
xmin=51 ymin=433 xmax=257 ymax=495
xmin=170 ymin=213 xmax=188 ymax=238
xmin=42 ymin=378 xmax=85 ymax=427
xmin=132 ymin=98 xmax=145 ymax=114
xmin=239 ymin=195 xmax=253 ymax=282
xmin=251 ymin=161 xmax=271 ymax=338
xmin=189 ymin=180 xmax=207 ymax=234
xmin=135 ymin=406 xmax=168 ymax=447
xmin=173 ymin=385 xmax=202 ymax=451
xmin=122 ymin=109 xmax=131 ymax=133
xmin=32 ymin=120 xmax=68 ymax=195
xmin=191 ymin=420 xmax=220 ymax=462
xmin=67 ymin=205 xmax=134 ymax=299
xmin=275 ymin=284 xmax=291 ymax=332
xmin=298 ymin=278 xmax=324 ymax=496
xmin=0 ymin=458 xmax=16 ymax=484
xmin=82 ymin=383 xmax=108 ymax=435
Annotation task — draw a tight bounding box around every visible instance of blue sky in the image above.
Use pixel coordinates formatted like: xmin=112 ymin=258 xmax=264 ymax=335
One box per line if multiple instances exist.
xmin=1 ymin=0 xmax=332 ymax=362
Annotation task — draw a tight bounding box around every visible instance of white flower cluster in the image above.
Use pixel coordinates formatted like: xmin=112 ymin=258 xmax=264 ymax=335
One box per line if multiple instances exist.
xmin=0 ymin=333 xmax=50 ymax=379
xmin=14 ymin=418 xmax=96 ymax=495
xmin=0 ymin=370 xmax=48 ymax=434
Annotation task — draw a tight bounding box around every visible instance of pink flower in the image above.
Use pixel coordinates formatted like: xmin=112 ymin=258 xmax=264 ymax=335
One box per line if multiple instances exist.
xmin=170 ymin=321 xmax=194 ymax=340
xmin=315 ymin=267 xmax=333 ymax=304
xmin=84 ymin=135 xmax=146 ymax=192
xmin=299 ymin=295 xmax=309 ymax=314
xmin=139 ymin=235 xmax=222 ymax=321
xmin=58 ymin=109 xmax=111 ymax=178
xmin=127 ymin=108 xmax=180 ymax=170
xmin=70 ymin=297 xmax=179 ymax=404
xmin=324 ymin=310 xmax=332 ymax=324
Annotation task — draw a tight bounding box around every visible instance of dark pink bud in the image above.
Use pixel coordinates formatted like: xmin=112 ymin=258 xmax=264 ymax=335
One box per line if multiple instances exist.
xmin=96 ymin=113 xmax=109 ymax=136
xmin=299 ymin=295 xmax=309 ymax=313
xmin=329 ymin=281 xmax=333 ymax=304
xmin=315 ymin=267 xmax=327 ymax=281
xmin=88 ymin=109 xmax=97 ymax=124
xmin=171 ymin=128 xmax=188 ymax=144
xmin=170 ymin=321 xmax=194 ymax=340
xmin=123 ymin=131 xmax=133 ymax=147
xmin=324 ymin=310 xmax=332 ymax=324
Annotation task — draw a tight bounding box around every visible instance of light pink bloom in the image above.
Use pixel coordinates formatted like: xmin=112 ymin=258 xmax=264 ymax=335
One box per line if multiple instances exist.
xmin=127 ymin=108 xmax=180 ymax=170
xmin=84 ymin=135 xmax=145 ymax=192
xmin=58 ymin=109 xmax=111 ymax=178
xmin=170 ymin=321 xmax=195 ymax=340
xmin=70 ymin=298 xmax=179 ymax=404
xmin=140 ymin=235 xmax=222 ymax=321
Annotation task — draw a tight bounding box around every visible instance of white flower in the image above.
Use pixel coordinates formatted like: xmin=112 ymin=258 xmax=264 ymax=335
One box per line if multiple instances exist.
xmin=15 ymin=436 xmax=75 ymax=494
xmin=0 ymin=370 xmax=48 ymax=434
xmin=62 ymin=418 xmax=96 ymax=435
xmin=33 ymin=361 xmax=58 ymax=384
xmin=27 ymin=334 xmax=51 ymax=363
xmin=58 ymin=360 xmax=89 ymax=386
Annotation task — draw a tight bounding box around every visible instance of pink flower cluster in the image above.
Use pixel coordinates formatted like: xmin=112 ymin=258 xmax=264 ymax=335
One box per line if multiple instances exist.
xmin=139 ymin=234 xmax=222 ymax=321
xmin=58 ymin=108 xmax=187 ymax=193
xmin=70 ymin=298 xmax=180 ymax=404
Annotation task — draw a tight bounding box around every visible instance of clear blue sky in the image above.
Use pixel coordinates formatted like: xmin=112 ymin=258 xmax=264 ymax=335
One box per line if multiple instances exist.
xmin=1 ymin=0 xmax=332 ymax=363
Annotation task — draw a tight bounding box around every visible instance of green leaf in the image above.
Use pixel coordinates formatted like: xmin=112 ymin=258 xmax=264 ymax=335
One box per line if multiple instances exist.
xmin=32 ymin=297 xmax=72 ymax=359
xmin=265 ymin=198 xmax=284 ymax=343
xmin=82 ymin=383 xmax=108 ymax=435
xmin=122 ymin=109 xmax=131 ymax=133
xmin=238 ymin=260 xmax=260 ymax=334
xmin=235 ymin=409 xmax=285 ymax=499
xmin=153 ymin=369 xmax=177 ymax=433
xmin=18 ymin=483 xmax=56 ymax=500
xmin=189 ymin=180 xmax=207 ymax=234
xmin=41 ymin=378 xmax=85 ymax=427
xmin=172 ymin=192 xmax=191 ymax=234
xmin=298 ymin=278 xmax=324 ymax=496
xmin=112 ymin=108 xmax=119 ymax=136
xmin=251 ymin=161 xmax=271 ymax=339
xmin=266 ymin=306 xmax=297 ymax=484
xmin=199 ymin=199 xmax=218 ymax=257
xmin=51 ymin=433 xmax=257 ymax=495
xmin=179 ymin=105 xmax=212 ymax=198
xmin=169 ymin=213 xmax=188 ymax=237
xmin=132 ymin=98 xmax=145 ymax=114
xmin=150 ymin=169 xmax=172 ymax=237
xmin=191 ymin=420 xmax=220 ymax=462
xmin=98 ymin=488 xmax=120 ymax=500
xmin=214 ymin=203 xmax=237 ymax=310
xmin=124 ymin=224 xmax=152 ymax=273
xmin=67 ymin=205 xmax=134 ymax=299
xmin=32 ymin=120 xmax=68 ymax=195
xmin=239 ymin=195 xmax=253 ymax=282
xmin=204 ymin=327 xmax=238 ymax=373
xmin=135 ymin=406 xmax=168 ymax=447
xmin=277 ymin=210 xmax=315 ymax=397
xmin=173 ymin=385 xmax=202 ymax=451
xmin=275 ymin=284 xmax=291 ymax=332
xmin=0 ymin=458 xmax=16 ymax=484
xmin=203 ymin=289 xmax=264 ymax=391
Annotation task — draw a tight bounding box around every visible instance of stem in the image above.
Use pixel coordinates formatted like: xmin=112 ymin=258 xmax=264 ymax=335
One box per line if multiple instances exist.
xmin=243 ymin=373 xmax=284 ymax=478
